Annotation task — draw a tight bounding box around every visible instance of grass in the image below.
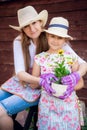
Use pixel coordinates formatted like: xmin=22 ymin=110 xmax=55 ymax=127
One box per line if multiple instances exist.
xmin=81 ymin=117 xmax=87 ymax=130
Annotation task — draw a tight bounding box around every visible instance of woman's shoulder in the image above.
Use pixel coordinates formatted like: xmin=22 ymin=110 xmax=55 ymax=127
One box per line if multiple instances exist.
xmin=14 ymin=35 xmax=21 ymax=42
xmin=13 ymin=35 xmax=22 ymax=46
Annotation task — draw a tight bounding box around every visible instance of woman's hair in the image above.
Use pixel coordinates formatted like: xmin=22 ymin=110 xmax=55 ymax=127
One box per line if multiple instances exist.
xmin=21 ymin=31 xmax=49 ymax=72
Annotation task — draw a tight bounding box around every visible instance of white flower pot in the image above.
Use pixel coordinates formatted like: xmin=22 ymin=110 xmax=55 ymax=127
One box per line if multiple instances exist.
xmin=51 ymin=82 xmax=67 ymax=97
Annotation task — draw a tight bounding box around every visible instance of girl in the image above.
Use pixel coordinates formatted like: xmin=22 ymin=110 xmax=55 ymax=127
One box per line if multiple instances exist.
xmin=32 ymin=17 xmax=87 ymax=130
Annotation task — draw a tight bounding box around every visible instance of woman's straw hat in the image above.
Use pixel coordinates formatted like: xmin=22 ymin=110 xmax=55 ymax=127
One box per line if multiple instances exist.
xmin=44 ymin=17 xmax=73 ymax=40
xmin=9 ymin=6 xmax=48 ymax=31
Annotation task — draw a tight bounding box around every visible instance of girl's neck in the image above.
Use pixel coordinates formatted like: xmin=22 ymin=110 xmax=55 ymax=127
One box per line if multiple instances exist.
xmin=47 ymin=49 xmax=61 ymax=54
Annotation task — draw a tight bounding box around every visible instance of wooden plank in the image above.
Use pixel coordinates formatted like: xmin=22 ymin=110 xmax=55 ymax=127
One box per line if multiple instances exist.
xmin=0 ymin=0 xmax=87 ymax=16
xmin=1 ymin=29 xmax=87 ymax=41
xmin=0 ymin=29 xmax=19 ymax=41
xmin=1 ymin=10 xmax=87 ymax=29
xmin=0 ymin=50 xmax=13 ymax=64
xmin=0 ymin=41 xmax=13 ymax=50
xmin=0 ymin=0 xmax=87 ymax=106
xmin=0 ymin=17 xmax=18 ymax=29
xmin=0 ymin=64 xmax=14 ymax=85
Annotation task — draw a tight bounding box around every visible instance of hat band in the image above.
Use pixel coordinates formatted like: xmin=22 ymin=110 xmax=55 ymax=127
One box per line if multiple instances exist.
xmin=49 ymin=24 xmax=68 ymax=30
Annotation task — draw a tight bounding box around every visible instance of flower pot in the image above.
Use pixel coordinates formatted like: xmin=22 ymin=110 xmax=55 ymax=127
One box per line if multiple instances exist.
xmin=51 ymin=82 xmax=67 ymax=97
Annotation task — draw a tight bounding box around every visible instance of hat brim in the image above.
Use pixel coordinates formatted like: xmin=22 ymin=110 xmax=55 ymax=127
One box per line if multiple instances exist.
xmin=44 ymin=29 xmax=73 ymax=40
xmin=9 ymin=10 xmax=48 ymax=31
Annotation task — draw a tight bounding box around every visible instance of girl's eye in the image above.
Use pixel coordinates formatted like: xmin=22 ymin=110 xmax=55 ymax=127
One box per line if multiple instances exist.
xmin=58 ymin=36 xmax=63 ymax=39
xmin=50 ymin=34 xmax=55 ymax=38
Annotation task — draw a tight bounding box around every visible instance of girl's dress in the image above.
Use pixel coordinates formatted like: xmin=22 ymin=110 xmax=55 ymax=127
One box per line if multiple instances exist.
xmin=35 ymin=51 xmax=83 ymax=130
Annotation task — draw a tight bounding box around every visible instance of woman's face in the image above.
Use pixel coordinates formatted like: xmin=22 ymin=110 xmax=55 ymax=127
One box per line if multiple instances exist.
xmin=47 ymin=33 xmax=66 ymax=51
xmin=23 ymin=20 xmax=42 ymax=40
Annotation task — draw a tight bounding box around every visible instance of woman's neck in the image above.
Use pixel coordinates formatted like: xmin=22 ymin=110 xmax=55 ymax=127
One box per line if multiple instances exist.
xmin=32 ymin=38 xmax=38 ymax=45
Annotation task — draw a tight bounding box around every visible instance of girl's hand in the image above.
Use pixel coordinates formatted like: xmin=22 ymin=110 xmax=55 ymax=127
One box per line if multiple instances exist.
xmin=61 ymin=72 xmax=80 ymax=87
xmin=39 ymin=73 xmax=58 ymax=95
xmin=58 ymin=85 xmax=74 ymax=99
xmin=58 ymin=72 xmax=80 ymax=99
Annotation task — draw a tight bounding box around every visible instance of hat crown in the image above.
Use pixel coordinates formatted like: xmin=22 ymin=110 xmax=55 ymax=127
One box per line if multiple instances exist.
xmin=49 ymin=17 xmax=69 ymax=33
xmin=18 ymin=6 xmax=38 ymax=27
xmin=9 ymin=5 xmax=48 ymax=31
xmin=44 ymin=17 xmax=73 ymax=40
xmin=49 ymin=17 xmax=69 ymax=27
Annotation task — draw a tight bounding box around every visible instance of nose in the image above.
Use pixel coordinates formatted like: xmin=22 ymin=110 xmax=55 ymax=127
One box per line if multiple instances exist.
xmin=29 ymin=24 xmax=36 ymax=32
xmin=55 ymin=37 xmax=59 ymax=42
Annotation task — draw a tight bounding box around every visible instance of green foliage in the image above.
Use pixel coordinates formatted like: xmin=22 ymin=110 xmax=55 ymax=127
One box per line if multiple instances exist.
xmin=54 ymin=61 xmax=70 ymax=84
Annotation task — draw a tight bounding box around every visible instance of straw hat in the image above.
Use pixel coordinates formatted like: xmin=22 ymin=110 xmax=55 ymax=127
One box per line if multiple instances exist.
xmin=44 ymin=17 xmax=73 ymax=40
xmin=9 ymin=6 xmax=48 ymax=31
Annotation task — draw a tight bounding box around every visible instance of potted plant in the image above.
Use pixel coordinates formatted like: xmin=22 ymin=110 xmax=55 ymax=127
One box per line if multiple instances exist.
xmin=51 ymin=49 xmax=73 ymax=97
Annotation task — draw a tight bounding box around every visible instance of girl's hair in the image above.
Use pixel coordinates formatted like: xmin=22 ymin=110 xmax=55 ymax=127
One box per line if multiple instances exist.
xmin=21 ymin=31 xmax=49 ymax=72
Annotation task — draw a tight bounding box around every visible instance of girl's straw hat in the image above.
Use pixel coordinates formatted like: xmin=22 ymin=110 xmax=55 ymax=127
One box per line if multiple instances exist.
xmin=9 ymin=6 xmax=48 ymax=31
xmin=44 ymin=17 xmax=73 ymax=40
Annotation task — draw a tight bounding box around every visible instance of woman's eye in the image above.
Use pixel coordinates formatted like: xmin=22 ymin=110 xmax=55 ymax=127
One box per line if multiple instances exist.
xmin=24 ymin=25 xmax=29 ymax=28
xmin=32 ymin=22 xmax=36 ymax=25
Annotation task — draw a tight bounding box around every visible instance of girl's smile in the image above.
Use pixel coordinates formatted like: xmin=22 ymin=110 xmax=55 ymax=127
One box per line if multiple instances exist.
xmin=46 ymin=33 xmax=66 ymax=53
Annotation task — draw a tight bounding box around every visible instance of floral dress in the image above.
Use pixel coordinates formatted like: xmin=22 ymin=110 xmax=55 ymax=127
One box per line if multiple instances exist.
xmin=35 ymin=51 xmax=82 ymax=130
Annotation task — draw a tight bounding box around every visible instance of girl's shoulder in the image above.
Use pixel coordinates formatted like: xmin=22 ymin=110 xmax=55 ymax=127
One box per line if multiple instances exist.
xmin=35 ymin=52 xmax=49 ymax=61
xmin=34 ymin=52 xmax=48 ymax=65
xmin=35 ymin=52 xmax=48 ymax=57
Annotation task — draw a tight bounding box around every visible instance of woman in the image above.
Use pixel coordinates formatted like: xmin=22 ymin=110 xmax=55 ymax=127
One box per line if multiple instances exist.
xmin=0 ymin=5 xmax=48 ymax=130
xmin=0 ymin=6 xmax=87 ymax=130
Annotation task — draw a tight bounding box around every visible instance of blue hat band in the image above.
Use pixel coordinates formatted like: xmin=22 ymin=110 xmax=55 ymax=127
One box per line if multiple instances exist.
xmin=48 ymin=24 xmax=68 ymax=30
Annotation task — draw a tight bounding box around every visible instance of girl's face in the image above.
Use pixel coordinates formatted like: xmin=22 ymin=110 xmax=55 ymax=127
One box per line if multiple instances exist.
xmin=47 ymin=33 xmax=66 ymax=51
xmin=23 ymin=20 xmax=42 ymax=40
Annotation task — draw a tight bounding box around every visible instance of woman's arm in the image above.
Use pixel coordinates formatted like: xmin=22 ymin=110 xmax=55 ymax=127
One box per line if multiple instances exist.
xmin=63 ymin=44 xmax=87 ymax=76
xmin=13 ymin=36 xmax=25 ymax=74
xmin=29 ymin=61 xmax=41 ymax=89
xmin=17 ymin=60 xmax=41 ymax=88
xmin=74 ymin=77 xmax=84 ymax=91
xmin=71 ymin=61 xmax=85 ymax=90
xmin=77 ymin=62 xmax=87 ymax=76
xmin=17 ymin=71 xmax=40 ymax=84
xmin=13 ymin=37 xmax=40 ymax=84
